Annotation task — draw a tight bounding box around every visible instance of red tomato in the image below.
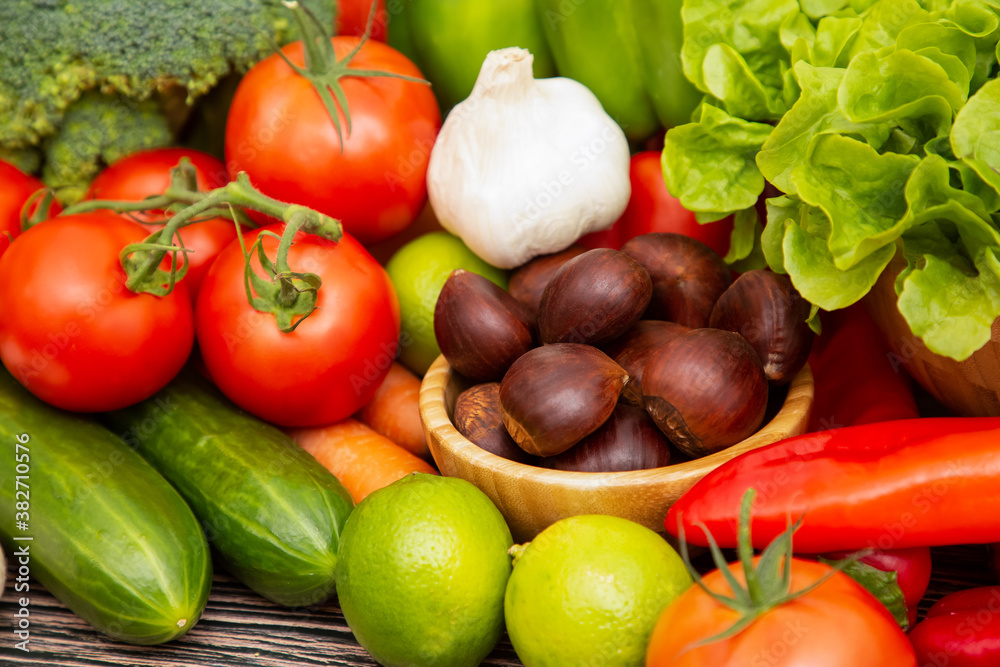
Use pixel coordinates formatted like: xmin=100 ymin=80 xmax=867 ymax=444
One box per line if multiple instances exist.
xmin=195 ymin=225 xmax=401 ymax=426
xmin=579 ymin=151 xmax=733 ymax=257
xmin=909 ymin=586 xmax=1000 ymax=667
xmin=224 ymin=36 xmax=441 ymax=245
xmin=823 ymin=547 xmax=932 ymax=628
xmin=84 ymin=148 xmax=237 ymax=298
xmin=0 ymin=160 xmax=61 ymax=258
xmin=0 ymin=213 xmax=194 ymax=412
xmin=337 ymin=0 xmax=387 ymax=41
xmin=646 ymin=558 xmax=917 ymax=667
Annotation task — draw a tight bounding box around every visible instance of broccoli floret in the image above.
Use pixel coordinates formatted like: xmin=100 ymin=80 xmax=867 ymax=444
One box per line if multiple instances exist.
xmin=0 ymin=0 xmax=335 ymax=150
xmin=0 ymin=147 xmax=41 ymax=174
xmin=41 ymin=92 xmax=174 ymax=203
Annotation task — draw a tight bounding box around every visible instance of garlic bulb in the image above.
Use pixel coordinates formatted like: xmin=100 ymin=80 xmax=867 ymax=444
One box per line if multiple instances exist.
xmin=426 ymin=47 xmax=631 ymax=270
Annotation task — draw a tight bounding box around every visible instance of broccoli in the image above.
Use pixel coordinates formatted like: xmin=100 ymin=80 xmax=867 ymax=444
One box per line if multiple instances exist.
xmin=0 ymin=0 xmax=335 ymax=196
xmin=41 ymin=92 xmax=174 ymax=203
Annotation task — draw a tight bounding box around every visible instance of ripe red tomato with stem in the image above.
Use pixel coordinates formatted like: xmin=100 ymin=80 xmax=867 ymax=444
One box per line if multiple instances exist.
xmin=0 ymin=213 xmax=193 ymax=411
xmin=225 ymin=5 xmax=440 ymax=245
xmin=195 ymin=224 xmax=401 ymax=427
xmin=0 ymin=159 xmax=62 ymax=258
xmin=84 ymin=148 xmax=238 ymax=298
xmin=579 ymin=151 xmax=733 ymax=257
xmin=646 ymin=491 xmax=917 ymax=667
xmin=337 ymin=0 xmax=387 ymax=41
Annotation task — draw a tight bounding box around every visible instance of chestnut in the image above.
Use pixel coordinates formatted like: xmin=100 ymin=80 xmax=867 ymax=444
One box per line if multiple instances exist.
xmin=434 ymin=269 xmax=536 ymax=381
xmin=602 ymin=320 xmax=691 ymax=406
xmin=453 ymin=383 xmax=538 ymax=464
xmin=621 ymin=233 xmax=732 ymax=328
xmin=542 ymin=404 xmax=672 ymax=472
xmin=642 ymin=328 xmax=768 ymax=458
xmin=709 ymin=270 xmax=813 ymax=385
xmin=537 ymin=248 xmax=652 ymax=346
xmin=499 ymin=343 xmax=628 ymax=457
xmin=508 ymin=245 xmax=588 ymax=318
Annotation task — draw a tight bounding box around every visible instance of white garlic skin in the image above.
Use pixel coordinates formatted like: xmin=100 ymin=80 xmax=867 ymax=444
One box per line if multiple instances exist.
xmin=426 ymin=47 xmax=631 ymax=270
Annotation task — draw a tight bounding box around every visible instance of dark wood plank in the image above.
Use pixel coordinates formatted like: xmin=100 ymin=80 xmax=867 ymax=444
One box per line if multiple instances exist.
xmin=3 ymin=544 xmax=997 ymax=665
xmin=0 ymin=565 xmax=522 ymax=666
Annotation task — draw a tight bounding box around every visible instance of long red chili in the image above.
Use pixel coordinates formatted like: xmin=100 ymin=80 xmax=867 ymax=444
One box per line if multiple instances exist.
xmin=666 ymin=417 xmax=1000 ymax=553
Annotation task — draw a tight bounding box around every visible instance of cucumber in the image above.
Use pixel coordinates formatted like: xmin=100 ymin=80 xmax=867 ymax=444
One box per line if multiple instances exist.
xmin=102 ymin=371 xmax=355 ymax=607
xmin=0 ymin=370 xmax=211 ymax=645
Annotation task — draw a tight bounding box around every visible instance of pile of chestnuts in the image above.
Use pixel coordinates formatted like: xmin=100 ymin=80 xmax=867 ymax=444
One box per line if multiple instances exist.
xmin=433 ymin=232 xmax=813 ymax=473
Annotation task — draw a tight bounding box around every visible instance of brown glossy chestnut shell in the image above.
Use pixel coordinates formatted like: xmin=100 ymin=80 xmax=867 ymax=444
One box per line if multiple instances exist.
xmin=499 ymin=343 xmax=629 ymax=457
xmin=709 ymin=270 xmax=814 ymax=385
xmin=434 ymin=269 xmax=535 ymax=381
xmin=621 ymin=233 xmax=732 ymax=328
xmin=508 ymin=245 xmax=588 ymax=318
xmin=642 ymin=328 xmax=768 ymax=458
xmin=541 ymin=403 xmax=672 ymax=472
xmin=537 ymin=248 xmax=652 ymax=346
xmin=602 ymin=320 xmax=691 ymax=406
xmin=453 ymin=383 xmax=538 ymax=464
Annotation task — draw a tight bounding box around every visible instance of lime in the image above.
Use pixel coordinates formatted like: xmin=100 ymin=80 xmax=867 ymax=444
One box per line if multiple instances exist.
xmin=386 ymin=232 xmax=507 ymax=375
xmin=335 ymin=473 xmax=513 ymax=667
xmin=504 ymin=515 xmax=693 ymax=667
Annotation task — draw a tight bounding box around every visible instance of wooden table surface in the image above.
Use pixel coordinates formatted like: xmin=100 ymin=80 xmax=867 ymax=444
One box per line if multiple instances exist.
xmin=1 ymin=543 xmax=997 ymax=666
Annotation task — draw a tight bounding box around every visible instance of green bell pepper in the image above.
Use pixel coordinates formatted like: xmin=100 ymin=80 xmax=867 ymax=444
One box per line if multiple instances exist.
xmin=537 ymin=0 xmax=701 ymax=141
xmin=627 ymin=0 xmax=703 ymax=130
xmin=388 ymin=0 xmax=557 ymax=113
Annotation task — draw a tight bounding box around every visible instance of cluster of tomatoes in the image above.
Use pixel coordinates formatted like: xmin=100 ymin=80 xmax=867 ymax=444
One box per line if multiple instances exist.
xmin=0 ymin=28 xmax=439 ymax=428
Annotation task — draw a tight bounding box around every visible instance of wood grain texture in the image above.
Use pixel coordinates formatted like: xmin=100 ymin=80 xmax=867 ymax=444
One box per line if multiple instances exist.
xmin=0 ymin=568 xmax=522 ymax=666
xmin=866 ymin=253 xmax=1000 ymax=417
xmin=1 ymin=545 xmax=996 ymax=665
xmin=420 ymin=354 xmax=814 ymax=542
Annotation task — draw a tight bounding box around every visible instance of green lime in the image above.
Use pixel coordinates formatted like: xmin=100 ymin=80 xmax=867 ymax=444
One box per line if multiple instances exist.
xmin=504 ymin=515 xmax=693 ymax=667
xmin=335 ymin=473 xmax=513 ymax=667
xmin=386 ymin=232 xmax=507 ymax=375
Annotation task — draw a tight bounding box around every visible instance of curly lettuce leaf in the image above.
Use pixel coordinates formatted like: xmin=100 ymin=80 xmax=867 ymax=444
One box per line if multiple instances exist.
xmin=838 ymin=49 xmax=965 ymax=140
xmin=781 ymin=203 xmax=896 ymax=310
xmin=791 ymin=134 xmax=920 ymax=269
xmin=757 ymin=62 xmax=889 ymax=194
xmin=897 ymin=250 xmax=1000 ymax=360
xmin=846 ymin=0 xmax=928 ymax=59
xmin=895 ymin=22 xmax=977 ymax=90
xmin=662 ymin=104 xmax=773 ymax=213
xmin=666 ymin=0 xmax=1000 ymax=361
xmin=952 ymin=78 xmax=1000 ymax=165
xmin=725 ymin=206 xmax=768 ymax=271
xmin=681 ymin=0 xmax=800 ymax=119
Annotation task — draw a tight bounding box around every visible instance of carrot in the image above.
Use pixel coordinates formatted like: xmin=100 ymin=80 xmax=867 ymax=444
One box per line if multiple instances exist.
xmin=358 ymin=362 xmax=430 ymax=459
xmin=288 ymin=418 xmax=437 ymax=504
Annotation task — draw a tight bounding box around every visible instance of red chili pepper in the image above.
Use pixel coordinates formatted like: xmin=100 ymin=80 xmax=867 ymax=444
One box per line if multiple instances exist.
xmin=808 ymin=304 xmax=918 ymax=431
xmin=666 ymin=417 xmax=1000 ymax=553
xmin=909 ymin=586 xmax=1000 ymax=666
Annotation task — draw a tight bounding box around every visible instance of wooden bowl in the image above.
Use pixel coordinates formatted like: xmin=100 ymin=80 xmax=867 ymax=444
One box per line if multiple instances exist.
xmin=419 ymin=355 xmax=814 ymax=542
xmin=866 ymin=253 xmax=1000 ymax=416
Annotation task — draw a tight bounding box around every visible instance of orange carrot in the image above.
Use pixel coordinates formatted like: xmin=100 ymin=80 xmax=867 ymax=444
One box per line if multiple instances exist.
xmin=358 ymin=362 xmax=430 ymax=459
xmin=288 ymin=419 xmax=437 ymax=504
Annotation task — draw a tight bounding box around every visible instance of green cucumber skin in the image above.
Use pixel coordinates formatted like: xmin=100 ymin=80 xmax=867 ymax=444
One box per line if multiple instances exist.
xmin=103 ymin=372 xmax=355 ymax=607
xmin=0 ymin=371 xmax=211 ymax=645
